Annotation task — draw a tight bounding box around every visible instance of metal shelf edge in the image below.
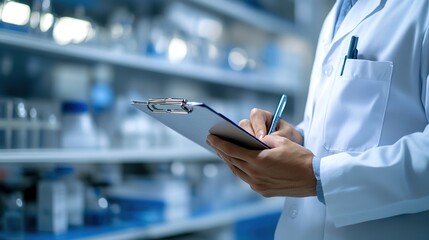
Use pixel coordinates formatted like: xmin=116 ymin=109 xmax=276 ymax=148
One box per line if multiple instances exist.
xmin=0 ymin=147 xmax=216 ymax=163
xmin=82 ymin=198 xmax=284 ymax=240
xmin=0 ymin=31 xmax=294 ymax=94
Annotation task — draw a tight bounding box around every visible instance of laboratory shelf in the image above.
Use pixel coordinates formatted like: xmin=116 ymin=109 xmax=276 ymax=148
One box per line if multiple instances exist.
xmin=0 ymin=31 xmax=298 ymax=94
xmin=188 ymin=0 xmax=301 ymax=35
xmin=82 ymin=198 xmax=284 ymax=240
xmin=0 ymin=146 xmax=215 ymax=164
xmin=0 ymin=198 xmax=282 ymax=240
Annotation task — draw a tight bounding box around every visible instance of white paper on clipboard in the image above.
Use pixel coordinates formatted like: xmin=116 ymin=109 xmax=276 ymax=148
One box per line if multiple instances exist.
xmin=131 ymin=98 xmax=269 ymax=153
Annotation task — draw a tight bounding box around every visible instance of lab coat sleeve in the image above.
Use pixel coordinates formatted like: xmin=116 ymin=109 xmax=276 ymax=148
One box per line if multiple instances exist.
xmin=320 ymin=28 xmax=429 ymax=228
xmin=321 ymin=128 xmax=429 ymax=227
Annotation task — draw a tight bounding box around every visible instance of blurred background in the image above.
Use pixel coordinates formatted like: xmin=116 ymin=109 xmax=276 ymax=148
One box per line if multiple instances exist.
xmin=0 ymin=0 xmax=334 ymax=239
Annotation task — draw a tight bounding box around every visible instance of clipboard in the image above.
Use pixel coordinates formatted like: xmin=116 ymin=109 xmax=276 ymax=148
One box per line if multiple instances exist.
xmin=131 ymin=98 xmax=269 ymax=153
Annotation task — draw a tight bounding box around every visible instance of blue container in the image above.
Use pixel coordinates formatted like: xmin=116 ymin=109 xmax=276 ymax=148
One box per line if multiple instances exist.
xmin=234 ymin=211 xmax=281 ymax=240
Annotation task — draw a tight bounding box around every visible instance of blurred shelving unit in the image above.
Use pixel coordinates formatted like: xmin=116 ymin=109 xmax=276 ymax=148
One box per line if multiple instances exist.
xmin=5 ymin=198 xmax=282 ymax=240
xmin=0 ymin=0 xmax=330 ymax=239
xmin=0 ymin=31 xmax=300 ymax=94
xmin=82 ymin=198 xmax=283 ymax=240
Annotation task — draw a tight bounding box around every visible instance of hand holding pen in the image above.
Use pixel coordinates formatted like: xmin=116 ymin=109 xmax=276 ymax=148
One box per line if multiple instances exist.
xmin=237 ymin=94 xmax=303 ymax=144
xmin=268 ymin=94 xmax=288 ymax=134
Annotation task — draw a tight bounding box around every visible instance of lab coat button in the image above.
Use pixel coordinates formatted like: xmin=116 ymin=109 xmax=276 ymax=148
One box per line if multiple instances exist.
xmin=323 ymin=64 xmax=333 ymax=77
xmin=289 ymin=208 xmax=298 ymax=219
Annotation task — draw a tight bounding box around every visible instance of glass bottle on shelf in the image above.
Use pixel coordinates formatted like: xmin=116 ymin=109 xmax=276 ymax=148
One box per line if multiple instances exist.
xmin=0 ymin=98 xmax=13 ymax=149
xmin=37 ymin=171 xmax=68 ymax=234
xmin=107 ymin=7 xmax=137 ymax=53
xmin=27 ymin=106 xmax=40 ymax=149
xmin=2 ymin=191 xmax=25 ymax=239
xmin=39 ymin=103 xmax=60 ymax=149
xmin=90 ymin=64 xmax=114 ymax=149
xmin=60 ymin=100 xmax=98 ymax=149
xmin=30 ymin=0 xmax=54 ymax=38
xmin=56 ymin=165 xmax=84 ymax=228
xmin=84 ymin=183 xmax=110 ymax=226
xmin=11 ymin=98 xmax=28 ymax=149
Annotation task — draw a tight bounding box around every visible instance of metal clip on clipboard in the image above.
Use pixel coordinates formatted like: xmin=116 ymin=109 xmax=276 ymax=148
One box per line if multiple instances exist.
xmin=132 ymin=98 xmax=270 ymax=151
xmin=146 ymin=98 xmax=193 ymax=114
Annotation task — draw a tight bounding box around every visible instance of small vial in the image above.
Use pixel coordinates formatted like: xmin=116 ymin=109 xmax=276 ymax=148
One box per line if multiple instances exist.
xmin=40 ymin=109 xmax=60 ymax=149
xmin=28 ymin=106 xmax=40 ymax=148
xmin=2 ymin=191 xmax=26 ymax=239
xmin=56 ymin=165 xmax=84 ymax=227
xmin=37 ymin=172 xmax=68 ymax=234
xmin=11 ymin=99 xmax=28 ymax=149
xmin=0 ymin=98 xmax=13 ymax=149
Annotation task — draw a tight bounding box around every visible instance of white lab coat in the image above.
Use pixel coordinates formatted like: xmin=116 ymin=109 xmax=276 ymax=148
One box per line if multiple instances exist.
xmin=275 ymin=0 xmax=429 ymax=239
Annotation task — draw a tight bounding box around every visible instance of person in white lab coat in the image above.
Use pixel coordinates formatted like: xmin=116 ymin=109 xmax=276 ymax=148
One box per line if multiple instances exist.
xmin=207 ymin=0 xmax=429 ymax=239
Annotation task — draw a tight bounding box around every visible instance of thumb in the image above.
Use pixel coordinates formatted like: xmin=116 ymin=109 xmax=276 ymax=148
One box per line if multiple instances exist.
xmin=262 ymin=135 xmax=290 ymax=148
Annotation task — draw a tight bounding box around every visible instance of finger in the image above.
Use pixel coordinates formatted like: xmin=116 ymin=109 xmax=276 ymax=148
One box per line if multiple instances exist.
xmin=249 ymin=108 xmax=273 ymax=139
xmin=206 ymin=134 xmax=256 ymax=162
xmin=261 ymin=134 xmax=292 ymax=148
xmin=224 ymin=158 xmax=254 ymax=185
xmin=215 ymin=150 xmax=254 ymax=183
xmin=269 ymin=120 xmax=304 ymax=145
xmin=217 ymin=151 xmax=249 ymax=174
xmin=271 ymin=120 xmax=288 ymax=135
xmin=239 ymin=119 xmax=255 ymax=136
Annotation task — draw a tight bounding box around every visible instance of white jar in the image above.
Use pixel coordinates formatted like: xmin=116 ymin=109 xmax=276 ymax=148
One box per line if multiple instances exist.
xmin=56 ymin=165 xmax=84 ymax=227
xmin=61 ymin=101 xmax=97 ymax=148
xmin=37 ymin=173 xmax=68 ymax=234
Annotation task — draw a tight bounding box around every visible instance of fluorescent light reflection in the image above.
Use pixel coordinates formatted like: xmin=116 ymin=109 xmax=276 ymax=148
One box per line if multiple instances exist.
xmin=53 ymin=17 xmax=92 ymax=45
xmin=30 ymin=11 xmax=40 ymax=28
xmin=197 ymin=18 xmax=223 ymax=41
xmin=228 ymin=48 xmax=248 ymax=71
xmin=168 ymin=37 xmax=188 ymax=63
xmin=40 ymin=13 xmax=54 ymax=32
xmin=2 ymin=1 xmax=31 ymax=26
xmin=208 ymin=44 xmax=219 ymax=60
xmin=203 ymin=164 xmax=218 ymax=178
xmin=98 ymin=197 xmax=108 ymax=209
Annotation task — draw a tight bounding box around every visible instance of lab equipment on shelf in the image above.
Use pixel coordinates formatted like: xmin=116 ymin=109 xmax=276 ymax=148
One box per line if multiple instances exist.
xmin=30 ymin=0 xmax=54 ymax=38
xmin=60 ymin=100 xmax=97 ymax=149
xmin=11 ymin=98 xmax=27 ymax=149
xmin=37 ymin=170 xmax=68 ymax=234
xmin=0 ymin=0 xmax=301 ymax=80
xmin=0 ymin=97 xmax=61 ymax=149
xmin=0 ymin=98 xmax=12 ymax=149
xmin=84 ymin=184 xmax=111 ymax=226
xmin=0 ymin=0 xmax=302 ymax=238
xmin=56 ymin=165 xmax=84 ymax=228
xmin=105 ymin=177 xmax=191 ymax=223
xmin=1 ymin=191 xmax=26 ymax=239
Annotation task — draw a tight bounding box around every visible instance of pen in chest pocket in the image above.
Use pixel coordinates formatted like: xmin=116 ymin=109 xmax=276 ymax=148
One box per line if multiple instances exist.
xmin=340 ymin=36 xmax=359 ymax=76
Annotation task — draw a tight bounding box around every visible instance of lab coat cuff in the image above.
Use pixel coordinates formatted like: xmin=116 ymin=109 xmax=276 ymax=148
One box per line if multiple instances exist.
xmin=313 ymin=156 xmax=325 ymax=204
xmin=295 ymin=125 xmax=305 ymax=146
xmin=296 ymin=127 xmax=304 ymax=138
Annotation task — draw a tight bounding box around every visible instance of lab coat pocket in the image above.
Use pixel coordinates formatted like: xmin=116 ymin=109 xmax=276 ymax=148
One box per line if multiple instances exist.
xmin=323 ymin=59 xmax=393 ymax=153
